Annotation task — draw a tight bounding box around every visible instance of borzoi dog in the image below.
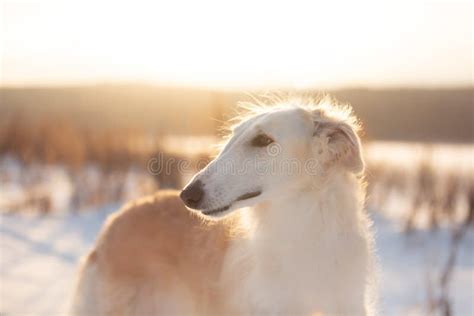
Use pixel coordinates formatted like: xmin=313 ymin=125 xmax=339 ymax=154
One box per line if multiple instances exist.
xmin=71 ymin=99 xmax=376 ymax=315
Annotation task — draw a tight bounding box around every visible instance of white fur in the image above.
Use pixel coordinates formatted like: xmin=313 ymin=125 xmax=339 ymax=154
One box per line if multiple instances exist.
xmin=222 ymin=172 xmax=375 ymax=315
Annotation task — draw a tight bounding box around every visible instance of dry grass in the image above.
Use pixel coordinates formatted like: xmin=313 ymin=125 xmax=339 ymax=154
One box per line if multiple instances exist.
xmin=0 ymin=118 xmax=211 ymax=213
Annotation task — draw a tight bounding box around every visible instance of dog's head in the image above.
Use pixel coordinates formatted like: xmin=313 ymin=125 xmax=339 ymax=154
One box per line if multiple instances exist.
xmin=180 ymin=100 xmax=364 ymax=218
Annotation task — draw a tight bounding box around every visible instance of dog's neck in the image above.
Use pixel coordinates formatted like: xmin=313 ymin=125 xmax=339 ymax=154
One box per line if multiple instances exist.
xmin=223 ymin=171 xmax=368 ymax=313
xmin=248 ymin=171 xmax=363 ymax=239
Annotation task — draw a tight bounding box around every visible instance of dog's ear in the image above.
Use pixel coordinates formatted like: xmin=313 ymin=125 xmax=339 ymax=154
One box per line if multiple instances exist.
xmin=313 ymin=120 xmax=364 ymax=174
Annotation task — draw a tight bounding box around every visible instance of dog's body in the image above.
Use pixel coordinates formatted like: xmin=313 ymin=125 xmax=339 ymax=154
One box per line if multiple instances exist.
xmin=72 ymin=100 xmax=376 ymax=315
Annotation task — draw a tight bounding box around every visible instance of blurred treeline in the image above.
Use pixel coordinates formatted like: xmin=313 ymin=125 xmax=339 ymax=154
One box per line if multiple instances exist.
xmin=0 ymin=114 xmax=165 ymax=170
xmin=1 ymin=85 xmax=473 ymax=142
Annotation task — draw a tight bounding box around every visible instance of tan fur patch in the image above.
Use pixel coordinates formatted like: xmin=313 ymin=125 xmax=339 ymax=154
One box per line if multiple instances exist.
xmin=90 ymin=190 xmax=238 ymax=314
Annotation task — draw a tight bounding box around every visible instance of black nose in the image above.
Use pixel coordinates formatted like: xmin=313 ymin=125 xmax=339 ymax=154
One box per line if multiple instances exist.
xmin=180 ymin=180 xmax=204 ymax=209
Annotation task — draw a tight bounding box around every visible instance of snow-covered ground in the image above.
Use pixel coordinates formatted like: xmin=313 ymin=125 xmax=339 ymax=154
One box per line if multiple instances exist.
xmin=373 ymin=213 xmax=474 ymax=315
xmin=0 ymin=143 xmax=472 ymax=315
xmin=0 ymin=207 xmax=472 ymax=315
xmin=0 ymin=206 xmax=116 ymax=315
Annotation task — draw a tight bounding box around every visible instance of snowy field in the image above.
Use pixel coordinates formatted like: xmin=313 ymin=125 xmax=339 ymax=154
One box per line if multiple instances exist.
xmin=0 ymin=206 xmax=116 ymax=315
xmin=0 ymin=207 xmax=473 ymax=315
xmin=0 ymin=143 xmax=473 ymax=315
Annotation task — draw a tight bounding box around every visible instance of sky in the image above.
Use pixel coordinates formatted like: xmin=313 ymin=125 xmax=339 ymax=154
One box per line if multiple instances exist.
xmin=0 ymin=0 xmax=472 ymax=89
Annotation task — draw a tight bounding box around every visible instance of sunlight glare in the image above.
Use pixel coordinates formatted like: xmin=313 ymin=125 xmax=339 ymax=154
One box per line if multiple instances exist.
xmin=1 ymin=0 xmax=472 ymax=88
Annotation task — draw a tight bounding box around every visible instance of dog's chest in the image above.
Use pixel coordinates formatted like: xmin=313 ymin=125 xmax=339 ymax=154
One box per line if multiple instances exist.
xmin=224 ymin=239 xmax=334 ymax=313
xmin=222 ymin=228 xmax=367 ymax=314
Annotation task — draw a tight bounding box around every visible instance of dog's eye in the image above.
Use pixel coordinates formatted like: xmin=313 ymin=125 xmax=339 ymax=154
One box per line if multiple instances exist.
xmin=251 ymin=134 xmax=274 ymax=147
